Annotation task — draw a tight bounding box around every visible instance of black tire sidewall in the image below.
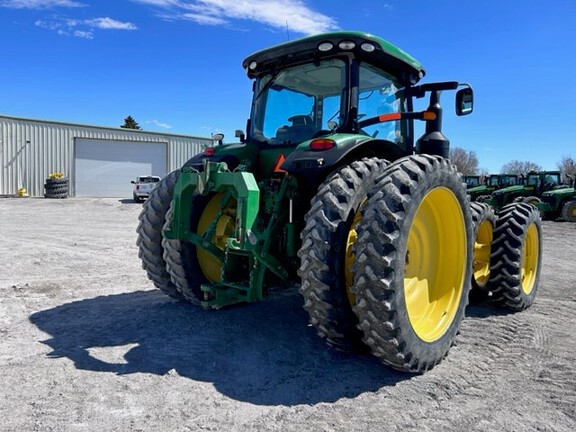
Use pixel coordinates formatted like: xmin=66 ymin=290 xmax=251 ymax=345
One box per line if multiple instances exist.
xmin=488 ymin=203 xmax=542 ymax=310
xmin=297 ymin=157 xmax=388 ymax=350
xmin=353 ymin=155 xmax=473 ymax=372
xmin=389 ymin=162 xmax=471 ymax=359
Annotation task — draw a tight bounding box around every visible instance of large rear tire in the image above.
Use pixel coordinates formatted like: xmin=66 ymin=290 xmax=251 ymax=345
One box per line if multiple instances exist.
xmin=136 ymin=171 xmax=184 ymax=300
xmin=488 ymin=203 xmax=542 ymax=310
xmin=298 ymin=157 xmax=388 ymax=351
xmin=352 ymin=155 xmax=473 ymax=373
xmin=469 ymin=202 xmax=496 ymax=302
xmin=162 ymin=192 xmax=236 ymax=304
xmin=161 ymin=202 xmax=202 ymax=304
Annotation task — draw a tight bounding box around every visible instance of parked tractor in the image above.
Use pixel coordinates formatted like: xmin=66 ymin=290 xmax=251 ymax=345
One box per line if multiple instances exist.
xmin=469 ymin=173 xmax=521 ymax=202
xmin=538 ymin=185 xmax=576 ymax=221
xmin=489 ymin=170 xmax=563 ymax=209
xmin=465 ymin=175 xmax=481 ymax=189
xmin=136 ymin=31 xmax=542 ymax=373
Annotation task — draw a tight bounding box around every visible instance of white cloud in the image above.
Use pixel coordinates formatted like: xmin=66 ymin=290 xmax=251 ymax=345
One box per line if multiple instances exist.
xmin=72 ymin=29 xmax=93 ymax=39
xmin=181 ymin=12 xmax=227 ymax=26
xmin=148 ymin=119 xmax=173 ymax=129
xmin=86 ymin=17 xmax=138 ymax=30
xmin=132 ymin=0 xmax=181 ymax=6
xmin=0 ymin=0 xmax=85 ymax=8
xmin=131 ymin=0 xmax=338 ymax=35
xmin=35 ymin=17 xmax=137 ymax=38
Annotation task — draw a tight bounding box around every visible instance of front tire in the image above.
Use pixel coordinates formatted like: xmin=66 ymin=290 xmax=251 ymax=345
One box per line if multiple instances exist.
xmin=561 ymin=200 xmax=576 ymax=222
xmin=352 ymin=155 xmax=473 ymax=373
xmin=524 ymin=196 xmax=541 ymax=206
xmin=488 ymin=203 xmax=542 ymax=310
xmin=298 ymin=157 xmax=389 ymax=351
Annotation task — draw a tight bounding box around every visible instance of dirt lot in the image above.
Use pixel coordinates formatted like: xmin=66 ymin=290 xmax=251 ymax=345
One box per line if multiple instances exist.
xmin=1 ymin=197 xmax=575 ymax=432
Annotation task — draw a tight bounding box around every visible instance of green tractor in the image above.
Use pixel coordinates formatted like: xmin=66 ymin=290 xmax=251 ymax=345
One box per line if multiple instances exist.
xmin=469 ymin=173 xmax=521 ymax=202
xmin=489 ymin=170 xmax=563 ymax=209
xmin=136 ymin=31 xmax=543 ymax=373
xmin=464 ymin=175 xmax=481 ymax=189
xmin=538 ymin=175 xmax=576 ymax=221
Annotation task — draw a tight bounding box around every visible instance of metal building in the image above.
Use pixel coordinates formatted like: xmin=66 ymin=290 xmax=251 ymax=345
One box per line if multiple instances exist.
xmin=0 ymin=114 xmax=213 ymax=197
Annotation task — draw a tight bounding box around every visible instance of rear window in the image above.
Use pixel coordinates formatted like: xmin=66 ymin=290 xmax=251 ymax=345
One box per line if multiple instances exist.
xmin=138 ymin=177 xmax=160 ymax=183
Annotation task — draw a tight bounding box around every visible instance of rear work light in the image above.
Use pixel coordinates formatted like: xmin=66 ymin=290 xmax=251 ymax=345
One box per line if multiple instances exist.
xmin=309 ymin=139 xmax=335 ymax=151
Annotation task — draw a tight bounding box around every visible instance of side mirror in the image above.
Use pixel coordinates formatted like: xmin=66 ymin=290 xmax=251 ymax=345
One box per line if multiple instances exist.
xmin=235 ymin=129 xmax=246 ymax=143
xmin=130 ymin=181 xmax=136 ymax=184
xmin=212 ymin=133 xmax=225 ymax=146
xmin=456 ymin=87 xmax=473 ymax=116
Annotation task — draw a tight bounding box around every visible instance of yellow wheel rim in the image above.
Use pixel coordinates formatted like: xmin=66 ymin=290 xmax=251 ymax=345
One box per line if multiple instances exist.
xmin=473 ymin=219 xmax=493 ymax=288
xmin=196 ymin=193 xmax=236 ymax=282
xmin=521 ymin=223 xmax=539 ymax=295
xmin=404 ymin=187 xmax=467 ymax=343
xmin=344 ymin=200 xmax=366 ymax=306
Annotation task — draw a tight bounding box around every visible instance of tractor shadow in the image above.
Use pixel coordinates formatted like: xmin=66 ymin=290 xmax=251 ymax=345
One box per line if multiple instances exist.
xmin=30 ymin=288 xmax=409 ymax=406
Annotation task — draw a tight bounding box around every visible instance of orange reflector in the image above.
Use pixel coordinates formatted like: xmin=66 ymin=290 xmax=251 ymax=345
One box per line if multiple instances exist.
xmin=423 ymin=111 xmax=437 ymax=120
xmin=378 ymin=113 xmax=402 ymax=122
xmin=310 ymin=139 xmax=335 ymax=151
xmin=273 ymin=154 xmax=287 ymax=173
xmin=203 ymin=147 xmax=215 ymax=156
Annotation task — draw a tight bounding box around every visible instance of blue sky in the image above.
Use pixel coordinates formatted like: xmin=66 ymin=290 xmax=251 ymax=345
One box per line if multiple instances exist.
xmin=1 ymin=0 xmax=575 ymax=173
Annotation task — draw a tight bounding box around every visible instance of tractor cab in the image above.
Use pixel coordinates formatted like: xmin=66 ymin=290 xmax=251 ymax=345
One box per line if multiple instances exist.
xmin=235 ymin=31 xmax=473 ymax=186
xmin=499 ymin=174 xmax=520 ymax=187
xmin=465 ymin=175 xmax=481 ymax=188
xmin=247 ymin=56 xmax=406 ymax=148
xmin=526 ymin=171 xmax=562 ymax=192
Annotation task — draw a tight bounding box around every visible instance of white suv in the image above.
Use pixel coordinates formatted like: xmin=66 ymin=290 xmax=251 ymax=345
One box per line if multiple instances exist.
xmin=131 ymin=175 xmax=161 ymax=202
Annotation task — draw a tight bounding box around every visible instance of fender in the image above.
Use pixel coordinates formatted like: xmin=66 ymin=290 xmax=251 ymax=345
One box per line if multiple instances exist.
xmin=281 ymin=133 xmax=407 ymax=177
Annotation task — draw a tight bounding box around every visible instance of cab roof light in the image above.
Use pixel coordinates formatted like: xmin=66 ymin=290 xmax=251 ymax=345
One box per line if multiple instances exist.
xmin=310 ymin=139 xmax=335 ymax=151
xmin=318 ymin=42 xmax=333 ymax=52
xmin=338 ymin=41 xmax=356 ymax=50
xmin=360 ymin=42 xmax=375 ymax=52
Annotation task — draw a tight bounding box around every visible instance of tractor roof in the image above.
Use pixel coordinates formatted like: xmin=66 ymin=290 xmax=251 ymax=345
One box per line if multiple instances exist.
xmin=242 ymin=31 xmax=425 ymax=85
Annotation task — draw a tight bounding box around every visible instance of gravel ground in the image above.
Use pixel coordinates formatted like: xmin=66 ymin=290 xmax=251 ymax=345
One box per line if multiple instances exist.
xmin=1 ymin=197 xmax=575 ymax=432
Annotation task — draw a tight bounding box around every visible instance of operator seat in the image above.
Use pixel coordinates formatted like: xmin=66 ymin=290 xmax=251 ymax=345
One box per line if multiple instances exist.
xmin=275 ymin=114 xmax=316 ymax=144
xmin=288 ymin=115 xmax=315 ymax=142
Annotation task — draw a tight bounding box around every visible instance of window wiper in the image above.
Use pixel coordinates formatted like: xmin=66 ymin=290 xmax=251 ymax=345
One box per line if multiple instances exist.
xmin=254 ymin=57 xmax=287 ymax=101
xmin=254 ymin=69 xmax=284 ymax=101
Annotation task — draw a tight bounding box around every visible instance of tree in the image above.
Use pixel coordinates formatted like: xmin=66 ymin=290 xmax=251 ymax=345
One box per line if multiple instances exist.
xmin=448 ymin=147 xmax=479 ymax=175
xmin=557 ymin=155 xmax=576 ymax=184
xmin=120 ymin=116 xmax=142 ymax=130
xmin=500 ymin=160 xmax=542 ymax=176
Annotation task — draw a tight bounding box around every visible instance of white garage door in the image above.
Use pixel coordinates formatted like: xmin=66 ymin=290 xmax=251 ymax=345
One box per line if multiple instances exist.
xmin=75 ymin=138 xmax=167 ymax=197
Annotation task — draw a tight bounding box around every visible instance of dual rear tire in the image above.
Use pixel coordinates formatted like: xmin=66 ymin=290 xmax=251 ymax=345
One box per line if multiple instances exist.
xmin=299 ymin=155 xmax=542 ymax=373
xmin=300 ymin=155 xmax=474 ymax=372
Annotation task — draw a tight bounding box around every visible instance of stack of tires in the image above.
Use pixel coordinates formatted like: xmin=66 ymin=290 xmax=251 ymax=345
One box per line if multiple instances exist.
xmin=44 ymin=177 xmax=69 ymax=199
